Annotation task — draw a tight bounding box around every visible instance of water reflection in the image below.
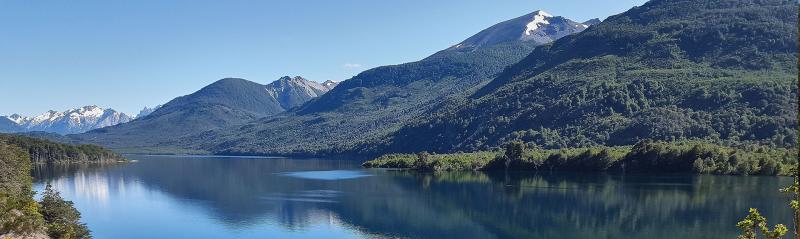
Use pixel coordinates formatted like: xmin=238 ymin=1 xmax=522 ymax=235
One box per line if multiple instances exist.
xmin=32 ymin=156 xmax=794 ymax=239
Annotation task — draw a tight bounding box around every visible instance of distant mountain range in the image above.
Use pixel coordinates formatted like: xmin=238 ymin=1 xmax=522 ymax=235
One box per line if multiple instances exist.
xmin=0 ymin=106 xmax=134 ymax=135
xmin=73 ymin=76 xmax=337 ymax=150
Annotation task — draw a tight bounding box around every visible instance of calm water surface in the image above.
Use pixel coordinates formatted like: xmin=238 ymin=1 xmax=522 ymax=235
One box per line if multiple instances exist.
xmin=32 ymin=155 xmax=794 ymax=239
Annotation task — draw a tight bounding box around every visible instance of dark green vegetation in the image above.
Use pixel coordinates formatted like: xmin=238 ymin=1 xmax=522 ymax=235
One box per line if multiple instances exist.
xmin=1 ymin=133 xmax=126 ymax=164
xmin=39 ymin=185 xmax=90 ymax=239
xmin=382 ymin=0 xmax=798 ymax=155
xmin=0 ymin=141 xmax=43 ymax=238
xmin=364 ymin=140 xmax=797 ymax=176
xmin=0 ymin=140 xmax=91 ymax=238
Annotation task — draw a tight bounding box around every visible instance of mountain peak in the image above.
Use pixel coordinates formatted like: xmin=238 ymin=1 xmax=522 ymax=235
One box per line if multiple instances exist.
xmin=136 ymin=105 xmax=163 ymax=119
xmin=532 ymin=10 xmax=553 ymax=18
xmin=524 ymin=10 xmax=554 ymax=35
xmin=322 ymin=80 xmax=338 ymax=88
xmin=446 ymin=10 xmax=592 ymax=52
xmin=214 ymin=77 xmax=250 ymax=84
xmin=263 ymin=76 xmax=337 ymax=109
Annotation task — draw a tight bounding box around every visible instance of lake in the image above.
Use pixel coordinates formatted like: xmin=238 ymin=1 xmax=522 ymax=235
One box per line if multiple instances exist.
xmin=32 ymin=155 xmax=794 ymax=239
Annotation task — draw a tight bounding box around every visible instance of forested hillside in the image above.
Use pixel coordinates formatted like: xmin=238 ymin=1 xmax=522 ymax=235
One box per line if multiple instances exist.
xmin=186 ymin=12 xmax=592 ymax=156
xmin=379 ymin=0 xmax=798 ymax=154
xmin=0 ymin=134 xmax=126 ymax=164
xmin=73 ymin=76 xmax=335 ymax=152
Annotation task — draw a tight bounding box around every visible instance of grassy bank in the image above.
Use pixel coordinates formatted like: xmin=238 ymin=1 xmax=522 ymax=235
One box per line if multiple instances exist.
xmin=363 ymin=140 xmax=797 ymax=176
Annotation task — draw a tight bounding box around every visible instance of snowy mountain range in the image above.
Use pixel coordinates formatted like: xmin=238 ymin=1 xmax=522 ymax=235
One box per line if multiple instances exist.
xmin=447 ymin=10 xmax=600 ymax=52
xmin=1 ymin=106 xmax=134 ymax=135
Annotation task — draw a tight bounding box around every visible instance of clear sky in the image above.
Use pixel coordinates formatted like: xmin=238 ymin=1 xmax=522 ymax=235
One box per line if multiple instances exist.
xmin=0 ymin=0 xmax=647 ymax=116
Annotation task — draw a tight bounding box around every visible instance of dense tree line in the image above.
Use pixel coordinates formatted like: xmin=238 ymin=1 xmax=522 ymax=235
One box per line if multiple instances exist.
xmin=364 ymin=140 xmax=797 ymax=176
xmin=0 ymin=141 xmax=91 ymax=239
xmin=1 ymin=133 xmax=126 ymax=164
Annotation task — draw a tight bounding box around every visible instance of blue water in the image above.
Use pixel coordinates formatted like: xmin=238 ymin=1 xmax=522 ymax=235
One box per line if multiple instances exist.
xmin=279 ymin=170 xmax=372 ymax=180
xmin=32 ymin=155 xmax=795 ymax=239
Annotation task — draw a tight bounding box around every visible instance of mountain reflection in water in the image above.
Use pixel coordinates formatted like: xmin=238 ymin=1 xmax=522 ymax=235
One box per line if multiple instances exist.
xmin=32 ymin=155 xmax=794 ymax=239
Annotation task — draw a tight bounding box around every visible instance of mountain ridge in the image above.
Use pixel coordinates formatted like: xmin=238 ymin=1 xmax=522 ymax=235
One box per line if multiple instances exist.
xmin=1 ymin=106 xmax=133 ymax=135
xmin=73 ymin=76 xmax=335 ymax=150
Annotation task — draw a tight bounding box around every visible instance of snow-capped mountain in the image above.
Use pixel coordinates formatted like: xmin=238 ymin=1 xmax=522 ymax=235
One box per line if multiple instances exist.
xmin=447 ymin=10 xmax=597 ymax=52
xmin=1 ymin=105 xmax=134 ymax=134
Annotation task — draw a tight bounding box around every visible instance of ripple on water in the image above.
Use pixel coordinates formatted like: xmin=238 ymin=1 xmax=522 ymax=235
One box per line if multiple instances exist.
xmin=277 ymin=170 xmax=372 ymax=181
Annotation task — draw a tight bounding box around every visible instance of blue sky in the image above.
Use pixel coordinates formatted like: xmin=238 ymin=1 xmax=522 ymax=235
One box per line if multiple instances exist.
xmin=0 ymin=0 xmax=647 ymax=116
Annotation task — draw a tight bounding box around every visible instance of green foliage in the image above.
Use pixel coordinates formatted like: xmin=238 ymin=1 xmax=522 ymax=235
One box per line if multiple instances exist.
xmin=0 ymin=135 xmax=109 ymax=238
xmin=364 ymin=152 xmax=498 ymax=172
xmin=0 ymin=133 xmax=126 ymax=164
xmin=414 ymin=152 xmax=433 ymax=172
xmin=622 ymin=140 xmax=795 ymax=175
xmin=364 ymin=140 xmax=797 ymax=176
xmin=0 ymin=142 xmax=44 ymax=237
xmin=736 ymin=208 xmax=788 ymax=239
xmin=780 ymin=170 xmax=800 ymax=238
xmin=361 ymin=154 xmax=417 ymax=169
xmin=39 ymin=185 xmax=90 ymax=239
xmin=503 ymin=141 xmax=525 ymax=169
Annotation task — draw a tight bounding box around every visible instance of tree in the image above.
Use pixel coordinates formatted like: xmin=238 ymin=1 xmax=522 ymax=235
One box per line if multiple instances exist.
xmin=504 ymin=141 xmax=525 ymax=170
xmin=737 ymin=165 xmax=799 ymax=239
xmin=414 ymin=151 xmax=432 ymax=171
xmin=39 ymin=184 xmax=90 ymax=239
xmin=736 ymin=208 xmax=788 ymax=239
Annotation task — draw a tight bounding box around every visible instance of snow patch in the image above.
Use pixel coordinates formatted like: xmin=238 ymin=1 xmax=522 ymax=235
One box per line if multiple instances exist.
xmin=525 ymin=10 xmax=552 ymax=35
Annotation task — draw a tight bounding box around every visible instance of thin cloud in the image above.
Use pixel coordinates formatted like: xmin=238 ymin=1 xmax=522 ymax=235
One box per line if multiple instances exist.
xmin=342 ymin=63 xmax=363 ymax=69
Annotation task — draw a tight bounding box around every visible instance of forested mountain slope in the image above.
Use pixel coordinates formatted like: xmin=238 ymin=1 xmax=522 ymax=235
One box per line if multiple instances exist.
xmin=381 ymin=0 xmax=798 ymax=154
xmin=188 ymin=11 xmax=593 ymax=156
xmin=73 ymin=76 xmax=333 ymax=150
